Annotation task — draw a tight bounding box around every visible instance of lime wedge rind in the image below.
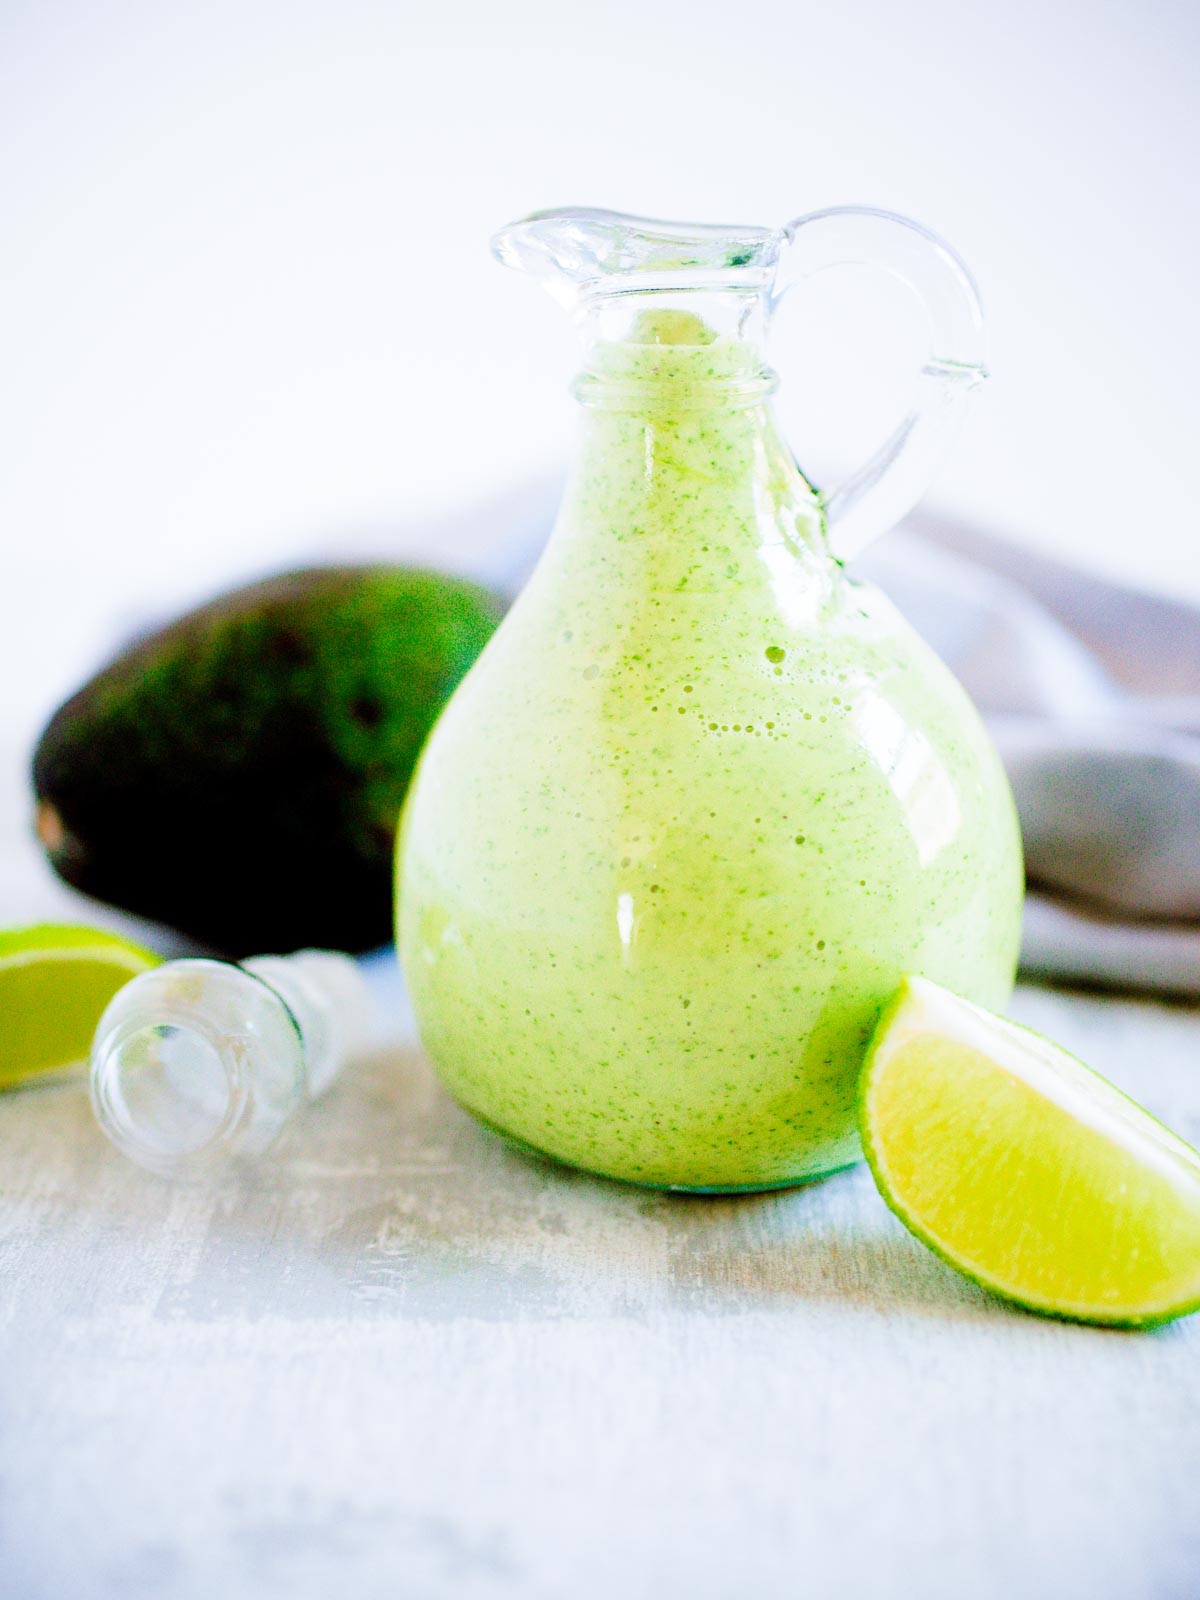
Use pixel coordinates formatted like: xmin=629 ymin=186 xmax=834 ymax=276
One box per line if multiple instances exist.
xmin=0 ymin=944 xmax=153 ymax=974
xmin=859 ymin=977 xmax=1200 ymax=1330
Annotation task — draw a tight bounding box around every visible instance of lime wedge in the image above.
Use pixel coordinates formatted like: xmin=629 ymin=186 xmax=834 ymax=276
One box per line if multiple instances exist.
xmin=0 ymin=924 xmax=161 ymax=1089
xmin=860 ymin=976 xmax=1200 ymax=1327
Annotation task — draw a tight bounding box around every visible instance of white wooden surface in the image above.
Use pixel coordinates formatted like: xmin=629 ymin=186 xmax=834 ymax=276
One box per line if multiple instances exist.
xmin=2 ymin=950 xmax=1199 ymax=1599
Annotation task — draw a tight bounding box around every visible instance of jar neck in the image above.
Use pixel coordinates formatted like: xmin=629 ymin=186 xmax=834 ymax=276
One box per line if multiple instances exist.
xmin=557 ymin=341 xmax=829 ymax=582
xmin=573 ymin=292 xmax=777 ymax=412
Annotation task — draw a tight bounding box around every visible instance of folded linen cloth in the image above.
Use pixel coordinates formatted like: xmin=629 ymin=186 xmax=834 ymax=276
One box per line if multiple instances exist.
xmin=453 ymin=481 xmax=1200 ymax=996
xmin=860 ymin=516 xmax=1200 ymax=996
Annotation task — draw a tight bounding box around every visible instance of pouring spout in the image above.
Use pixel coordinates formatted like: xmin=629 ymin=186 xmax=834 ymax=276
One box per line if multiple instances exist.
xmin=491 ymin=206 xmax=779 ymax=310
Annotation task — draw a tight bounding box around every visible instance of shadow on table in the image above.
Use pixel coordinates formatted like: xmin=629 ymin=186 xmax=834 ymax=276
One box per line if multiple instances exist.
xmin=82 ymin=1042 xmax=1019 ymax=1330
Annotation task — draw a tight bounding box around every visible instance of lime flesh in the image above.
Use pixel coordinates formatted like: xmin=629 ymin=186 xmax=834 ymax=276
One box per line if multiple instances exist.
xmin=860 ymin=976 xmax=1200 ymax=1327
xmin=0 ymin=924 xmax=160 ymax=1088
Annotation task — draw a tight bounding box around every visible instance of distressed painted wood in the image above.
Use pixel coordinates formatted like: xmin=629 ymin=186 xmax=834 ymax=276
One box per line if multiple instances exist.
xmin=1 ymin=961 xmax=1199 ymax=1599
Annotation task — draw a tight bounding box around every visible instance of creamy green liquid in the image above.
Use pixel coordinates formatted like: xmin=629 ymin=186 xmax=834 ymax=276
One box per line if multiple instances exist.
xmin=398 ymin=315 xmax=1023 ymax=1190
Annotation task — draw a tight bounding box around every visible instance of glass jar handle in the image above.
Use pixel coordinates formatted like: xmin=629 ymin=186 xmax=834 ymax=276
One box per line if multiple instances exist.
xmin=775 ymin=206 xmax=987 ymax=560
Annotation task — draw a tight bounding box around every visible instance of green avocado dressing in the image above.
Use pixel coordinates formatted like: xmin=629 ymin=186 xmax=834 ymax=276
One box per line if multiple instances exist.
xmin=397 ymin=311 xmax=1022 ymax=1190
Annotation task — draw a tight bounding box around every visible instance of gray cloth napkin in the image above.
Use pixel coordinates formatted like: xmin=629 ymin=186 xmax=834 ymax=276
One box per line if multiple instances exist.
xmin=860 ymin=517 xmax=1200 ymax=996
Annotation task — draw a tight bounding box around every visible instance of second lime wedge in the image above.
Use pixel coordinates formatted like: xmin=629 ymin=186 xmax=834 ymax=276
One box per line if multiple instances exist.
xmin=0 ymin=923 xmax=161 ymax=1089
xmin=860 ymin=976 xmax=1200 ymax=1327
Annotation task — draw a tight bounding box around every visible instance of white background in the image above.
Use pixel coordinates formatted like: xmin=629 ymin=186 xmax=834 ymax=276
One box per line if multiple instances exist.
xmin=3 ymin=0 xmax=1199 ymax=920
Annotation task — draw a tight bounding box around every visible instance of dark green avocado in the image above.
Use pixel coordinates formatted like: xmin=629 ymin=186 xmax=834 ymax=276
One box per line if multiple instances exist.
xmin=32 ymin=565 xmax=505 ymax=955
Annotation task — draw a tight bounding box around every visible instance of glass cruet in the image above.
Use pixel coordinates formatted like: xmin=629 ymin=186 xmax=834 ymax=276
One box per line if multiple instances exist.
xmin=396 ymin=205 xmax=1024 ymax=1193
